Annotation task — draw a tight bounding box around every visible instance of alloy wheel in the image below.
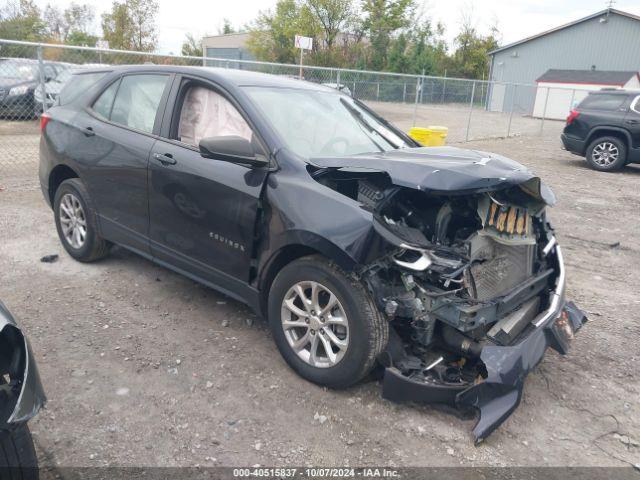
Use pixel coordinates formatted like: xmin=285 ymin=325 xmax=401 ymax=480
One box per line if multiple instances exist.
xmin=280 ymin=281 xmax=349 ymax=368
xmin=592 ymin=142 xmax=619 ymax=167
xmin=59 ymin=193 xmax=87 ymax=249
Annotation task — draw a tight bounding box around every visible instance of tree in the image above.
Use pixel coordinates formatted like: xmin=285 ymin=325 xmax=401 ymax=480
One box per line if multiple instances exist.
xmin=247 ymin=0 xmax=320 ymax=64
xmin=362 ymin=0 xmax=415 ymax=70
xmin=448 ymin=11 xmax=499 ymax=79
xmin=306 ymin=0 xmax=353 ymax=49
xmin=43 ymin=2 xmax=95 ymax=44
xmin=0 ymin=0 xmax=46 ymax=42
xmin=181 ymin=33 xmax=202 ymax=57
xmin=220 ymin=18 xmax=235 ymax=34
xmin=387 ymin=32 xmax=408 ymax=72
xmin=101 ymin=0 xmax=158 ymax=52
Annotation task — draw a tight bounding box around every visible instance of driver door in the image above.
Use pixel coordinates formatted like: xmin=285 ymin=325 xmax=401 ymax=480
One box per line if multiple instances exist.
xmin=148 ymin=76 xmax=269 ymax=287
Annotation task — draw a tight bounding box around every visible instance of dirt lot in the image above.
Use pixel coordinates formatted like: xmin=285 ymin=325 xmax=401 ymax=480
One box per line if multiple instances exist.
xmin=0 ymin=119 xmax=639 ymax=473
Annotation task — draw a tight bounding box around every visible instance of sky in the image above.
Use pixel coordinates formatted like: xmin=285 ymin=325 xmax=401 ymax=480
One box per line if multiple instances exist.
xmin=30 ymin=0 xmax=640 ymax=55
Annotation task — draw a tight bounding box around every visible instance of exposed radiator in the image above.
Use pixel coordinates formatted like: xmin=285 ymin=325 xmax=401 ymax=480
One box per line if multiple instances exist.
xmin=467 ymin=240 xmax=535 ymax=301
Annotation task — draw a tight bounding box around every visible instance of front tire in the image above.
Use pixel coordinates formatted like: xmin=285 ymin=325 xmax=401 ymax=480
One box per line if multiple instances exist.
xmin=268 ymin=255 xmax=388 ymax=389
xmin=0 ymin=424 xmax=39 ymax=479
xmin=53 ymin=178 xmax=110 ymax=262
xmin=585 ymin=136 xmax=627 ymax=171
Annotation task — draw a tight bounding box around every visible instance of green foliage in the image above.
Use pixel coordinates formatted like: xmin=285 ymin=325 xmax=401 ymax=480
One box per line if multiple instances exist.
xmin=220 ymin=18 xmax=235 ymax=35
xmin=362 ymin=0 xmax=414 ymax=70
xmin=101 ymin=0 xmax=158 ymax=52
xmin=446 ymin=21 xmax=499 ymax=79
xmin=181 ymin=33 xmax=202 ymax=57
xmin=66 ymin=30 xmax=98 ymax=47
xmin=246 ymin=0 xmax=500 ymax=80
xmin=247 ymin=0 xmax=321 ymax=64
xmin=0 ymin=0 xmax=47 ymax=42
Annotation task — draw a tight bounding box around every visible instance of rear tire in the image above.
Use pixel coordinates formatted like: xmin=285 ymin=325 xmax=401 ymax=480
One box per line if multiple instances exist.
xmin=268 ymin=255 xmax=388 ymax=389
xmin=54 ymin=178 xmax=110 ymax=262
xmin=0 ymin=424 xmax=39 ymax=479
xmin=585 ymin=136 xmax=627 ymax=171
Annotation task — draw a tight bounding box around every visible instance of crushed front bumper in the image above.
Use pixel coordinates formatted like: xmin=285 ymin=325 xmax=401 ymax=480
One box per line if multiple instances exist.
xmin=382 ymin=245 xmax=588 ymax=443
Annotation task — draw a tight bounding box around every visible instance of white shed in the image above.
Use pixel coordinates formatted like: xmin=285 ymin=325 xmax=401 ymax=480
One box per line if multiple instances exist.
xmin=533 ymin=69 xmax=640 ymax=120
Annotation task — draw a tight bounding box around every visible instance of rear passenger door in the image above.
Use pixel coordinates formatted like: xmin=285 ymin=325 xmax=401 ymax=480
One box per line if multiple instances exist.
xmin=77 ymin=72 xmax=172 ymax=253
xmin=147 ymin=76 xmax=269 ymax=288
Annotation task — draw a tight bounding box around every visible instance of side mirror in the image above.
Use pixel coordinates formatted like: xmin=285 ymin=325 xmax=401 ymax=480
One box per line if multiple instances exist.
xmin=199 ymin=136 xmax=268 ymax=168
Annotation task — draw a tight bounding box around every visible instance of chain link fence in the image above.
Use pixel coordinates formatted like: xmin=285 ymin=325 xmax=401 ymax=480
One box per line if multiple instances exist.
xmin=1 ymin=39 xmax=576 ymax=191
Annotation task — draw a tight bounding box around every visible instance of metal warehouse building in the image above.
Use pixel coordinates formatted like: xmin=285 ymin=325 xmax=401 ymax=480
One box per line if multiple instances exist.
xmin=202 ymin=32 xmax=256 ymax=62
xmin=488 ymin=8 xmax=640 ymax=117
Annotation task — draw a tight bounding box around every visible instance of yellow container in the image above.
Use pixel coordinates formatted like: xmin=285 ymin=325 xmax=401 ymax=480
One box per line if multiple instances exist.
xmin=408 ymin=126 xmax=448 ymax=146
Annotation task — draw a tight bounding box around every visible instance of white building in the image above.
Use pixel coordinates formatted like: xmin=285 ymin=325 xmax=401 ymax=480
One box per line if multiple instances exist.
xmin=532 ymin=69 xmax=640 ymax=120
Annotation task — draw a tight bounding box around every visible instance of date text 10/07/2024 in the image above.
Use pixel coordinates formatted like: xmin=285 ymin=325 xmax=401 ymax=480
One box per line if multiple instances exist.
xmin=232 ymin=468 xmax=400 ymax=478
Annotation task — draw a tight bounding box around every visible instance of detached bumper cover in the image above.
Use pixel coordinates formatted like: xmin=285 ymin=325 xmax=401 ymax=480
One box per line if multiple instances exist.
xmin=456 ymin=301 xmax=586 ymax=443
xmin=382 ymin=245 xmax=588 ymax=443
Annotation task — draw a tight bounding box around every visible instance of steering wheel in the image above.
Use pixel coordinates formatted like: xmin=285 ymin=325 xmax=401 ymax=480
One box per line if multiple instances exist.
xmin=319 ymin=136 xmax=350 ymax=156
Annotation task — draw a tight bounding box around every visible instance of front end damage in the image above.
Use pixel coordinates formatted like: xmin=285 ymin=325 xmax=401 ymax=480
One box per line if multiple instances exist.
xmin=310 ymin=148 xmax=587 ymax=443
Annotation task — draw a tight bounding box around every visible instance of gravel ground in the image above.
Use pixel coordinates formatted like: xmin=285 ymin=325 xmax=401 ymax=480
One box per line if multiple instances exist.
xmin=0 ymin=119 xmax=639 ymax=473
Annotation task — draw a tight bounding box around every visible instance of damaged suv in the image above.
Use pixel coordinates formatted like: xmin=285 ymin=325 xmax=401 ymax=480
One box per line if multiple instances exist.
xmin=39 ymin=66 xmax=586 ymax=442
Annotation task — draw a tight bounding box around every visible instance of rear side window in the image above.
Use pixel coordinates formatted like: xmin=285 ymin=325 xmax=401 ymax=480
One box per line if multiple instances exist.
xmin=92 ymin=80 xmax=119 ymax=119
xmin=91 ymin=74 xmax=169 ymax=133
xmin=109 ymin=74 xmax=169 ymax=133
xmin=58 ymin=72 xmax=107 ymax=105
xmin=578 ymin=94 xmax=626 ymax=111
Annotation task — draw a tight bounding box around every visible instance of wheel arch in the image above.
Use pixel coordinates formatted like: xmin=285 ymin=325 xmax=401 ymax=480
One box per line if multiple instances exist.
xmin=586 ymin=127 xmax=631 ymax=152
xmin=48 ymin=164 xmax=80 ymax=206
xmin=256 ymin=236 xmax=358 ymax=317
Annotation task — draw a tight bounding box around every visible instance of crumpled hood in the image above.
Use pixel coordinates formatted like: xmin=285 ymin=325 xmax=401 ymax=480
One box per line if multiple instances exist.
xmin=311 ymin=146 xmax=555 ymax=203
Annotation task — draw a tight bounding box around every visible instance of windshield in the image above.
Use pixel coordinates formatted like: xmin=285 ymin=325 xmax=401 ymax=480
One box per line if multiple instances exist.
xmin=0 ymin=60 xmax=38 ymax=80
xmin=244 ymin=87 xmax=408 ymax=158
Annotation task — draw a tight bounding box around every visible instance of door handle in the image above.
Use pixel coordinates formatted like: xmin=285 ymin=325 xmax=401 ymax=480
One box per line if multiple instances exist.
xmin=153 ymin=152 xmax=177 ymax=166
xmin=82 ymin=126 xmax=95 ymax=137
xmin=626 ymin=119 xmax=640 ymax=125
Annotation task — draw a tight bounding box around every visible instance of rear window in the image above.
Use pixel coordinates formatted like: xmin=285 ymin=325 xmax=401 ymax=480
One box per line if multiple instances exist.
xmin=578 ymin=93 xmax=626 ymax=111
xmin=58 ymin=72 xmax=108 ymax=105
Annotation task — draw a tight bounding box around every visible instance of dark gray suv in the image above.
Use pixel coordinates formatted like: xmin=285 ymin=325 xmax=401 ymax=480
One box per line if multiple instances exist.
xmin=561 ymin=89 xmax=640 ymax=171
xmin=39 ymin=65 xmax=586 ymax=442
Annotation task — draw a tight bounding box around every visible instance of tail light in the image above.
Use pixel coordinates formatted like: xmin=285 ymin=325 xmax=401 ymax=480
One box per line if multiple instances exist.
xmin=566 ymin=109 xmax=579 ymax=125
xmin=39 ymin=113 xmax=51 ymax=133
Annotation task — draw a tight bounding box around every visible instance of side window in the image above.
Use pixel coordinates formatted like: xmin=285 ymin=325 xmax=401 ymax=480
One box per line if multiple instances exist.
xmin=59 ymin=72 xmax=107 ymax=105
xmin=92 ymin=79 xmax=119 ymax=118
xmin=631 ymin=96 xmax=640 ymax=115
xmin=175 ymin=84 xmax=252 ymax=147
xmin=578 ymin=94 xmax=626 ymax=111
xmin=105 ymin=74 xmax=169 ymax=133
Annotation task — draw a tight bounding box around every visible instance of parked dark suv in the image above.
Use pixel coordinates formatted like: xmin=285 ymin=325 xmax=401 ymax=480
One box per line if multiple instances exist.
xmin=39 ymin=65 xmax=586 ymax=442
xmin=561 ymin=89 xmax=640 ymax=171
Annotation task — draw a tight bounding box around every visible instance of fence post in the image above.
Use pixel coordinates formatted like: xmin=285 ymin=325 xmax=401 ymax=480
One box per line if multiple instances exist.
xmin=376 ymin=82 xmax=380 ymax=100
xmin=336 ymin=70 xmax=341 ymax=88
xmin=569 ymin=88 xmax=576 ymax=111
xmin=540 ymin=87 xmax=550 ymax=135
xmin=37 ymin=44 xmax=46 ymax=115
xmin=465 ymin=81 xmax=476 ymax=142
xmin=441 ymin=70 xmax=447 ymax=104
xmin=412 ymin=77 xmax=422 ymax=127
xmin=402 ymin=82 xmax=406 ymax=103
xmin=507 ymin=84 xmax=517 ymax=138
